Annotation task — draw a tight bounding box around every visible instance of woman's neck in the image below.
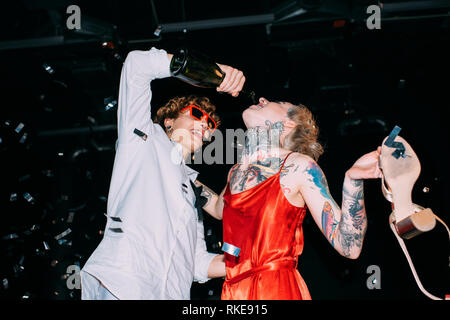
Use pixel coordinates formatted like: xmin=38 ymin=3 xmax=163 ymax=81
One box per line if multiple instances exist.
xmin=240 ymin=121 xmax=284 ymax=164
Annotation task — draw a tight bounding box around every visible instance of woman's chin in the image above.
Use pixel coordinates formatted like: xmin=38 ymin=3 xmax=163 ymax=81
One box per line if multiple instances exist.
xmin=242 ymin=109 xmax=262 ymax=129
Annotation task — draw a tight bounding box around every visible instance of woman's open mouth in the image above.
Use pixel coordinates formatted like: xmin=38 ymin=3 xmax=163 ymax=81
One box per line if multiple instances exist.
xmin=249 ymin=102 xmax=265 ymax=110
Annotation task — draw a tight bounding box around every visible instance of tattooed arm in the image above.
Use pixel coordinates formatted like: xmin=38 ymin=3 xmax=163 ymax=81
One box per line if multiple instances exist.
xmin=194 ymin=181 xmax=226 ymax=220
xmin=289 ymin=150 xmax=381 ymax=259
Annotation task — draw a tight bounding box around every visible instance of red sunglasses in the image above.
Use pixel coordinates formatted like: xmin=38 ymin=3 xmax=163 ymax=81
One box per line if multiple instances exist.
xmin=180 ymin=105 xmax=217 ymax=133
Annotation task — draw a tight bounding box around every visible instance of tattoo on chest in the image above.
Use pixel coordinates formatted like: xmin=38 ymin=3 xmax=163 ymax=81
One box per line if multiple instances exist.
xmin=229 ymin=157 xmax=283 ymax=193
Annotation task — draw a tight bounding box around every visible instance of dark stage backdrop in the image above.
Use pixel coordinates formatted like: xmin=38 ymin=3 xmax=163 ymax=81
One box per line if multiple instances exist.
xmin=0 ymin=0 xmax=449 ymax=301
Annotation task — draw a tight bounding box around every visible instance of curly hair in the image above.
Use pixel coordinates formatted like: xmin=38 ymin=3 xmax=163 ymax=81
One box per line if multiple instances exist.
xmin=154 ymin=95 xmax=221 ymax=130
xmin=285 ymin=104 xmax=324 ymax=161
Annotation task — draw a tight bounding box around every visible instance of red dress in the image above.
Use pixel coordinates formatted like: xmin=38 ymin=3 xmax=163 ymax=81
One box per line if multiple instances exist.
xmin=221 ymin=153 xmax=311 ymax=300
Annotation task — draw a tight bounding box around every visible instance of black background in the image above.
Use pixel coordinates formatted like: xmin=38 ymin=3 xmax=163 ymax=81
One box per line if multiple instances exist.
xmin=0 ymin=0 xmax=449 ymax=301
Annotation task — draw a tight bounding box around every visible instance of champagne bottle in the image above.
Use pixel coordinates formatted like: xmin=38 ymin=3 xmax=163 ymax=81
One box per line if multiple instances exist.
xmin=170 ymin=48 xmax=257 ymax=104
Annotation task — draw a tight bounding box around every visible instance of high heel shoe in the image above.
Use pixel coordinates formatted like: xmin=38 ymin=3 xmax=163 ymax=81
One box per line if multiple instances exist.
xmin=379 ymin=126 xmax=436 ymax=239
xmin=379 ymin=125 xmax=449 ymax=300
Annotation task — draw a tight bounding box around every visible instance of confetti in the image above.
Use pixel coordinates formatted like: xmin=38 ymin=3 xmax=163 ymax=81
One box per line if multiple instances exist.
xmin=2 ymin=233 xmax=19 ymax=240
xmin=19 ymin=132 xmax=28 ymax=144
xmin=9 ymin=193 xmax=17 ymax=201
xmin=42 ymin=63 xmax=55 ymax=74
xmin=2 ymin=278 xmax=8 ymax=290
xmin=67 ymin=212 xmax=75 ymax=223
xmin=54 ymin=228 xmax=72 ymax=240
xmin=15 ymin=123 xmax=25 ymax=134
xmin=23 ymin=192 xmax=34 ymax=203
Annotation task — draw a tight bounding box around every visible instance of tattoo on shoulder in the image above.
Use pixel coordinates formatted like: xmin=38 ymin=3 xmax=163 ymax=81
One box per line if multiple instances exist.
xmin=304 ymin=161 xmax=339 ymax=208
xmin=304 ymin=161 xmax=329 ymax=197
xmin=280 ymin=163 xmax=298 ymax=178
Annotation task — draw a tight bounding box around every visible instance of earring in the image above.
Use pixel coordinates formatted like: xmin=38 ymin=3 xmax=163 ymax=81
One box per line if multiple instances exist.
xmin=167 ymin=125 xmax=173 ymax=133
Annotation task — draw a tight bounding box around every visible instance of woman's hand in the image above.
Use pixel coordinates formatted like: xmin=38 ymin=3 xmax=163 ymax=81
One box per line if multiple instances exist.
xmin=346 ymin=147 xmax=383 ymax=180
xmin=216 ymin=64 xmax=246 ymax=97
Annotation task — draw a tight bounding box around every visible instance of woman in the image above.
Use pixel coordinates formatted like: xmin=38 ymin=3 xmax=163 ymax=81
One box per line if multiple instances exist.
xmin=80 ymin=47 xmax=245 ymax=300
xmin=207 ymin=98 xmax=381 ymax=299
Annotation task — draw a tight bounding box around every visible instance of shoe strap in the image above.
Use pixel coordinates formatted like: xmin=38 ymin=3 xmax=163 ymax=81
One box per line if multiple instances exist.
xmin=389 ymin=211 xmax=450 ymax=300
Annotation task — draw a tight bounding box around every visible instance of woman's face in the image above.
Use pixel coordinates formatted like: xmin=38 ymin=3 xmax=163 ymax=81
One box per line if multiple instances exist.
xmin=242 ymin=97 xmax=294 ymax=129
xmin=168 ymin=109 xmax=210 ymax=153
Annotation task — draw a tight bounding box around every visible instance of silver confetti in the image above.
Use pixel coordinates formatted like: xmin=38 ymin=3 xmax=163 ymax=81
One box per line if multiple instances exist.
xmin=19 ymin=132 xmax=28 ymax=144
xmin=42 ymin=63 xmax=55 ymax=74
xmin=13 ymin=264 xmax=24 ymax=273
xmin=67 ymin=212 xmax=75 ymax=223
xmin=9 ymin=193 xmax=17 ymax=201
xmin=105 ymin=100 xmax=117 ymax=111
xmin=54 ymin=228 xmax=72 ymax=240
xmin=2 ymin=233 xmax=19 ymax=240
xmin=2 ymin=278 xmax=8 ymax=289
xmin=23 ymin=192 xmax=34 ymax=203
xmin=43 ymin=241 xmax=50 ymax=251
xmin=15 ymin=123 xmax=24 ymax=134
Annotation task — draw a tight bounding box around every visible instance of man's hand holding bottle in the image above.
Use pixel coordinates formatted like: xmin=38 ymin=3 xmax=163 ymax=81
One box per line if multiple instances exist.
xmin=216 ymin=64 xmax=246 ymax=97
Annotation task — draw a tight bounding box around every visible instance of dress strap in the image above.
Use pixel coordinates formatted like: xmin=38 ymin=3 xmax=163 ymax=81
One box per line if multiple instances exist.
xmin=278 ymin=152 xmax=295 ymax=174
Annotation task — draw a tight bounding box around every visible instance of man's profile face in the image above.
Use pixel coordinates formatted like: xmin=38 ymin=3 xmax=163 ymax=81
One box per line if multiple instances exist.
xmin=169 ymin=109 xmax=209 ymax=153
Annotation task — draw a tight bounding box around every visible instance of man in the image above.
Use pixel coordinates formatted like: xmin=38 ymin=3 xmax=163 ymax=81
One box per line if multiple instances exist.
xmin=80 ymin=47 xmax=245 ymax=299
xmin=205 ymin=98 xmax=381 ymax=299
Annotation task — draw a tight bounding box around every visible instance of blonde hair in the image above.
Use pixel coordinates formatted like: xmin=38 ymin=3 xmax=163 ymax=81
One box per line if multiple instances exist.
xmin=285 ymin=104 xmax=324 ymax=161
